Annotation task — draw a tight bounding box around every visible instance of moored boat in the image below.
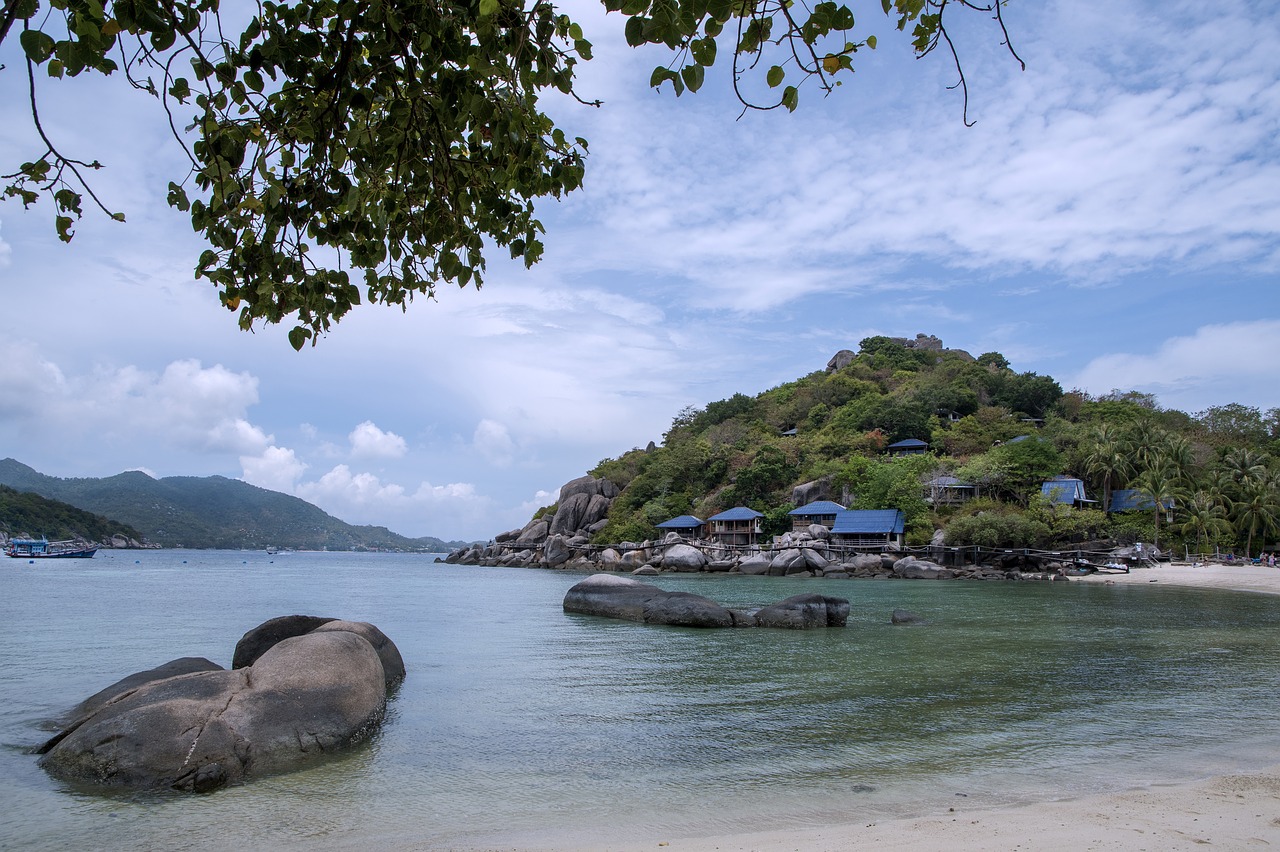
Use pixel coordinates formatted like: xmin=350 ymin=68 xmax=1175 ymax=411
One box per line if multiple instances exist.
xmin=5 ymin=537 xmax=98 ymax=559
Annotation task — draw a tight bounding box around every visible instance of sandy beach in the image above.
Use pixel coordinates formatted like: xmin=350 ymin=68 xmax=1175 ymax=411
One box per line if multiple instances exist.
xmin=577 ymin=562 xmax=1280 ymax=852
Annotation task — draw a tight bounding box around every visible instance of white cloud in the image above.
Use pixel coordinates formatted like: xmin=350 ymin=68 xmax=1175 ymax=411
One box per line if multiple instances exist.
xmin=473 ymin=419 xmax=516 ymax=466
xmin=0 ymin=217 xmax=11 ymax=268
xmin=240 ymin=446 xmax=308 ymax=493
xmin=348 ymin=420 xmax=408 ymax=459
xmin=1069 ymin=320 xmax=1280 ymax=412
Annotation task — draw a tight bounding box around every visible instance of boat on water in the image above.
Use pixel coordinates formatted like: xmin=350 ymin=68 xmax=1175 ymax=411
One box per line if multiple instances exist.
xmin=5 ymin=537 xmax=98 ymax=559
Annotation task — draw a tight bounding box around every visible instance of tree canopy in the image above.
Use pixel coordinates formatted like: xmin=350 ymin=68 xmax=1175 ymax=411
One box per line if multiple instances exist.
xmin=2 ymin=0 xmax=1020 ymax=347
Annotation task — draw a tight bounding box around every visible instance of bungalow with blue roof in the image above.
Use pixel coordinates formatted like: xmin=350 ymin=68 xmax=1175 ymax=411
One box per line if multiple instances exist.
xmin=831 ymin=509 xmax=906 ymax=548
xmin=1040 ymin=476 xmax=1095 ymax=508
xmin=707 ymin=506 xmax=764 ymax=546
xmin=925 ymin=475 xmax=979 ymax=506
xmin=887 ymin=438 xmax=929 ymax=457
xmin=787 ymin=500 xmax=846 ymax=532
xmin=1109 ymin=489 xmax=1175 ymax=521
xmin=656 ymin=515 xmax=706 ymax=539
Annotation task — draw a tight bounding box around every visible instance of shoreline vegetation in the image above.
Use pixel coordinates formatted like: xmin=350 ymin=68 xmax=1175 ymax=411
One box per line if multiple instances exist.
xmin=513 ymin=563 xmax=1280 ymax=852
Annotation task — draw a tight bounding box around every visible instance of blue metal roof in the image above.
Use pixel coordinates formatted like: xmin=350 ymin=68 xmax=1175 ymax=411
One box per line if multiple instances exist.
xmin=656 ymin=515 xmax=705 ymax=529
xmin=887 ymin=438 xmax=929 ymax=449
xmin=788 ymin=500 xmax=846 ymax=516
xmin=1041 ymin=477 xmax=1087 ymax=504
xmin=831 ymin=509 xmax=905 ymax=535
xmin=1109 ymin=490 xmax=1173 ymax=512
xmin=708 ymin=506 xmax=764 ymax=521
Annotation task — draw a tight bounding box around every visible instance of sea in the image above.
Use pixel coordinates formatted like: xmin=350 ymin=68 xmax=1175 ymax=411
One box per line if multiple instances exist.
xmin=2 ymin=549 xmax=1279 ymax=851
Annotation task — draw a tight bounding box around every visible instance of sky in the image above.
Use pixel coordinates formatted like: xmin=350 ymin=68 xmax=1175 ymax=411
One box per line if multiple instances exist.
xmin=1 ymin=0 xmax=1278 ymax=543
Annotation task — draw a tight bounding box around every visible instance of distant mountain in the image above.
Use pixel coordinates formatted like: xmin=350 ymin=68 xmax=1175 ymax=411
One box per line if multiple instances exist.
xmin=0 ymin=459 xmax=470 ymax=552
xmin=0 ymin=484 xmax=145 ymax=544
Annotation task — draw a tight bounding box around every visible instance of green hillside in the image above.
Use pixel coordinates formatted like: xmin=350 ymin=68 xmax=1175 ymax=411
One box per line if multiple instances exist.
xmin=0 ymin=460 xmax=468 ymax=552
xmin=584 ymin=336 xmax=1280 ymax=556
xmin=0 ymin=484 xmax=144 ymax=544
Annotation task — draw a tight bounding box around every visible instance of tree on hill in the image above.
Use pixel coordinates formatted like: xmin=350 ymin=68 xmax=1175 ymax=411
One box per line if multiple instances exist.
xmin=4 ymin=0 xmax=1019 ymax=346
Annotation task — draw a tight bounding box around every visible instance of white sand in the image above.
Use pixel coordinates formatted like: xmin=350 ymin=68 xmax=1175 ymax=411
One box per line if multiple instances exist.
xmin=582 ymin=563 xmax=1280 ymax=852
xmin=1072 ymin=560 xmax=1280 ymax=596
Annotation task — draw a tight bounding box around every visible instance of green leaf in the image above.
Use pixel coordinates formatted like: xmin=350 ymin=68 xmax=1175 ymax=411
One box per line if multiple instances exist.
xmin=479 ymin=0 xmax=499 ymax=17
xmin=55 ymin=215 xmax=75 ymax=243
xmin=680 ymin=63 xmax=704 ymax=92
xmin=47 ymin=59 xmax=65 ymax=78
xmin=19 ymin=30 xmax=56 ymax=63
xmin=767 ymin=65 xmax=784 ymax=87
xmin=867 ymin=34 xmax=877 ymax=48
xmin=288 ymin=326 xmax=310 ymax=350
xmin=781 ymin=85 xmax=799 ymax=112
xmin=625 ymin=16 xmax=647 ymax=46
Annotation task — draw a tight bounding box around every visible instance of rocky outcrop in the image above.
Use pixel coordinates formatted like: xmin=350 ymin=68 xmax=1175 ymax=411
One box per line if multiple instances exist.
xmin=563 ymin=574 xmax=736 ymax=627
xmin=754 ymin=594 xmax=850 ymax=629
xmin=36 ymin=616 xmax=403 ymax=793
xmin=563 ymin=575 xmax=849 ymax=630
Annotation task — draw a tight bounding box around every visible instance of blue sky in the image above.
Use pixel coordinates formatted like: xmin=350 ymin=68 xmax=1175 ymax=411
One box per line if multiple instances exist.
xmin=1 ymin=0 xmax=1277 ymax=542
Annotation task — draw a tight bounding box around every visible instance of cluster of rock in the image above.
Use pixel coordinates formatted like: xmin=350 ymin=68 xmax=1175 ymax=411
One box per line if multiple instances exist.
xmin=36 ymin=615 xmax=404 ymax=793
xmin=564 ymin=574 xmax=851 ymax=629
xmin=825 ymin=333 xmax=974 ymax=372
xmin=448 ymin=525 xmax=1072 ymax=583
xmin=447 ymin=474 xmax=622 ymax=568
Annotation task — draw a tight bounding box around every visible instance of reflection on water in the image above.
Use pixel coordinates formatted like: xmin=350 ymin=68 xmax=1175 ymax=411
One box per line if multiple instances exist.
xmin=2 ymin=552 xmax=1278 ymax=850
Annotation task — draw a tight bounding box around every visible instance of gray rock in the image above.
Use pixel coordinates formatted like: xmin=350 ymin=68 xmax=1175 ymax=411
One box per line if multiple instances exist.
xmin=621 ymin=549 xmax=649 ymax=568
xmin=663 ymin=544 xmax=708 ymax=572
xmin=232 ymin=615 xmax=337 ymax=669
xmin=754 ymin=594 xmax=850 ymax=629
xmin=801 ymin=547 xmax=830 ymax=571
xmin=543 ymin=534 xmax=572 ymax=567
xmin=550 ymin=492 xmax=593 ymax=536
xmin=515 ymin=519 xmax=549 ymax=546
xmin=891 ymin=609 xmax=926 ymax=625
xmin=826 ymin=349 xmax=856 ymax=372
xmin=893 ymin=557 xmax=944 ymax=580
xmin=737 ymin=553 xmax=772 ymax=575
xmin=55 ymin=657 xmax=225 ymax=729
xmin=563 ymin=574 xmax=733 ymax=627
xmin=769 ymin=548 xmax=806 ymax=576
xmin=631 ymin=565 xmax=660 ymax=576
xmin=598 ymin=548 xmax=622 ymax=565
xmin=39 ymin=630 xmax=389 ymax=793
xmin=807 ymin=524 xmax=831 ymax=541
xmin=311 ymin=620 xmax=406 ymax=689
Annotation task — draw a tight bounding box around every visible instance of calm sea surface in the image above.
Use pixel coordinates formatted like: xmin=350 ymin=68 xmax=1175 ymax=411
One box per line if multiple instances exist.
xmin=2 ymin=550 xmax=1279 ymax=850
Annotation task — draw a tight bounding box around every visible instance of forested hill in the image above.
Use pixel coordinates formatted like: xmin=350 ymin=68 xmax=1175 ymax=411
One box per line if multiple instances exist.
xmin=0 ymin=459 xmax=469 ymax=552
xmin=0 ymin=484 xmax=145 ymax=545
xmin=578 ymin=335 xmax=1279 ymax=555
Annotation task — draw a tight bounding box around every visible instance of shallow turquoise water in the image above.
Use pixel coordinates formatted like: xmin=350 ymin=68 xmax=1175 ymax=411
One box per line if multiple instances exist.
xmin=1 ymin=550 xmax=1278 ymax=850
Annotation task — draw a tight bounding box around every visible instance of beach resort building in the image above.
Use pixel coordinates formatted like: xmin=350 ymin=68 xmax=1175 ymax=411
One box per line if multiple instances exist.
xmin=831 ymin=509 xmax=906 ymax=548
xmin=707 ymin=507 xmax=765 ymax=546
xmin=787 ymin=500 xmax=846 ymax=532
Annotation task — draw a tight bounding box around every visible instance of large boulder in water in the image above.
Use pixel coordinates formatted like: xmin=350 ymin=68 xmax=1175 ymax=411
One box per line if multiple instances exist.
xmin=563 ymin=574 xmax=734 ymax=627
xmin=754 ymin=594 xmax=850 ymax=629
xmin=38 ymin=630 xmax=388 ymax=793
xmin=37 ymin=616 xmax=404 ymax=793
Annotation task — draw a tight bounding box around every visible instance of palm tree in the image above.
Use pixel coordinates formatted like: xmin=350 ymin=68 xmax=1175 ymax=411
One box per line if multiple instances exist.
xmin=1082 ymin=423 xmax=1131 ymax=513
xmin=1160 ymin=434 xmax=1199 ymax=487
xmin=1223 ymin=448 xmax=1268 ymax=492
xmin=1131 ymin=463 xmax=1182 ymax=550
xmin=1232 ymin=473 xmax=1280 ymax=559
xmin=1179 ymin=491 xmax=1232 ymax=557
